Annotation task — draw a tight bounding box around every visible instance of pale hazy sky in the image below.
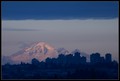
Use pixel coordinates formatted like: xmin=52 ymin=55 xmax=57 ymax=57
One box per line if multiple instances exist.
xmin=2 ymin=19 xmax=118 ymax=61
xmin=2 ymin=1 xmax=118 ymax=61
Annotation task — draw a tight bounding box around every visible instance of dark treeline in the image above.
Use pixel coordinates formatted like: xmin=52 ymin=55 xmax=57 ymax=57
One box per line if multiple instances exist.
xmin=2 ymin=52 xmax=118 ymax=79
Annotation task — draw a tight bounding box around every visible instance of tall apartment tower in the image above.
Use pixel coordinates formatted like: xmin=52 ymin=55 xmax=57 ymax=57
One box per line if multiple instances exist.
xmin=105 ymin=53 xmax=112 ymax=63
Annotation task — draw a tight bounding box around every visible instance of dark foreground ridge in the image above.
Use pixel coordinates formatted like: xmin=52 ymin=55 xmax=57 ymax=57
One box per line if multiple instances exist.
xmin=2 ymin=52 xmax=118 ymax=79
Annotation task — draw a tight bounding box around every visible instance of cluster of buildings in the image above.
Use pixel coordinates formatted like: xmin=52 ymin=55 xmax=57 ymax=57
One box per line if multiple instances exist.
xmin=90 ymin=53 xmax=112 ymax=64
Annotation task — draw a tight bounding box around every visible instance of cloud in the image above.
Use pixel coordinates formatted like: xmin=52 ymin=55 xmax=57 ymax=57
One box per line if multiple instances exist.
xmin=2 ymin=28 xmax=41 ymax=31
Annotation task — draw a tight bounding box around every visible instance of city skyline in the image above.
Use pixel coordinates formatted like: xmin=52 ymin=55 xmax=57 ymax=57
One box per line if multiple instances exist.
xmin=2 ymin=51 xmax=118 ymax=79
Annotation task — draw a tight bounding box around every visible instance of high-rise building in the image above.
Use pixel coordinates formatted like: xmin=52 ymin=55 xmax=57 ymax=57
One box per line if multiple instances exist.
xmin=90 ymin=53 xmax=101 ymax=64
xmin=105 ymin=53 xmax=112 ymax=63
xmin=74 ymin=52 xmax=81 ymax=64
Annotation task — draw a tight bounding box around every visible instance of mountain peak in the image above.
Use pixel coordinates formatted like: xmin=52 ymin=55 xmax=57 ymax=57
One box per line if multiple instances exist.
xmin=38 ymin=42 xmax=55 ymax=51
xmin=25 ymin=42 xmax=54 ymax=52
xmin=36 ymin=42 xmax=46 ymax=46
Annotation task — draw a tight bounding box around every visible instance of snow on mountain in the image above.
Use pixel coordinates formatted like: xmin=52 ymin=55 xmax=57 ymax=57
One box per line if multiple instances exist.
xmin=24 ymin=42 xmax=55 ymax=55
xmin=7 ymin=42 xmax=58 ymax=64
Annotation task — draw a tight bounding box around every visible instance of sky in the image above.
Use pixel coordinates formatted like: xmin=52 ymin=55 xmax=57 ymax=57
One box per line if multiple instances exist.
xmin=2 ymin=1 xmax=119 ymax=61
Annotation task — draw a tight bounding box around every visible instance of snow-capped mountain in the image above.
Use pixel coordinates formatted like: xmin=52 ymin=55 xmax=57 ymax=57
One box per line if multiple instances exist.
xmin=4 ymin=42 xmax=58 ymax=64
xmin=2 ymin=42 xmax=89 ymax=64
